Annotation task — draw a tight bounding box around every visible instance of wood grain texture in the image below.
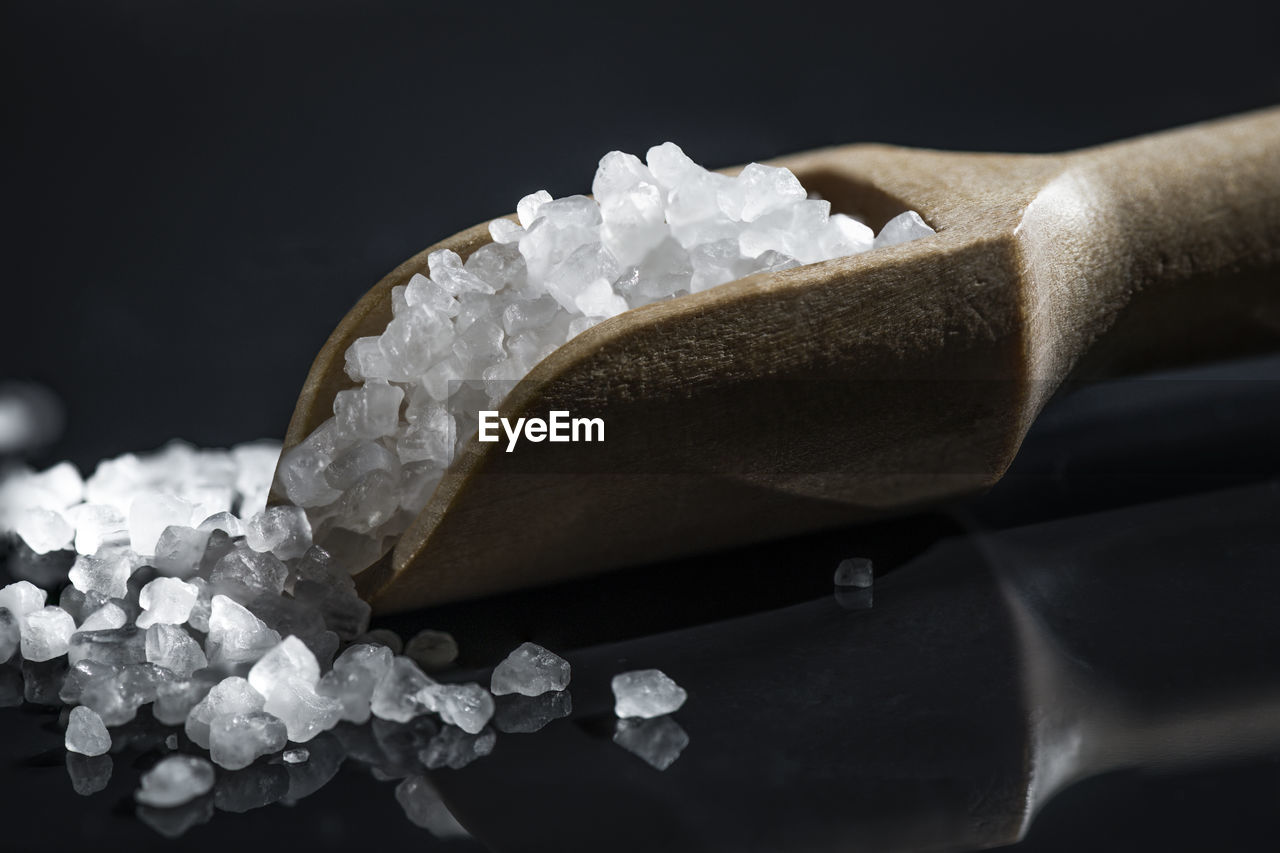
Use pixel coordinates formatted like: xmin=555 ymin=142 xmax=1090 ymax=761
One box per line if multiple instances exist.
xmin=273 ymin=108 xmax=1280 ymax=613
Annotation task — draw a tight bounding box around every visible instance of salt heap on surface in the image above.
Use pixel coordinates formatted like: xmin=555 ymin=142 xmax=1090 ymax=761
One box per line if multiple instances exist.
xmin=490 ymin=642 xmax=571 ymax=697
xmin=275 ymin=142 xmax=937 ymax=563
xmin=612 ymin=669 xmax=687 ymax=719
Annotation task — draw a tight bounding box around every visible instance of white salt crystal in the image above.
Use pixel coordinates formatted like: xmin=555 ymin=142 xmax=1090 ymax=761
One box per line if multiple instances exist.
xmin=419 ymin=682 xmax=494 ymax=735
xmin=209 ymin=544 xmax=288 ymax=598
xmin=21 ymin=606 xmax=76 ymax=661
xmin=196 ymin=511 xmax=243 ymax=537
xmin=574 ymin=278 xmax=629 ymax=318
xmin=185 ymin=676 xmax=265 ymax=749
xmin=0 ymin=581 xmax=47 ymax=631
xmin=489 ymin=217 xmax=524 ymax=244
xmin=276 ymin=424 xmax=345 ymax=508
xmin=205 ymin=596 xmax=282 ymax=666
xmin=146 ymin=624 xmax=208 ymax=677
xmin=429 ymin=249 xmax=496 ymax=296
xmin=136 ymin=755 xmax=215 ymax=807
xmin=833 ymin=557 xmax=874 ymax=588
xmin=137 ymin=577 xmax=200 ymax=628
xmin=370 ymin=656 xmax=434 ymax=723
xmin=873 ymin=210 xmax=936 ymax=248
xmin=516 ymin=190 xmax=553 ymax=227
xmin=151 ymin=525 xmax=211 ymax=577
xmin=210 ymin=711 xmax=288 ymax=770
xmin=611 ymin=669 xmax=687 ymax=718
xmin=13 ymin=507 xmax=73 ymax=554
xmin=283 ymin=748 xmax=309 ymax=764
xmin=334 ymin=379 xmax=405 ymax=442
xmin=317 ymin=643 xmax=393 ymax=724
xmin=490 ymin=642 xmax=571 ymax=697
xmin=324 ymin=441 xmax=399 ymax=491
xmin=249 ymin=635 xmax=321 ymax=694
xmin=65 ymin=705 xmax=111 ymax=756
xmin=66 ymin=504 xmax=128 ymax=555
xmin=154 ymin=677 xmax=214 ymax=726
xmin=261 ymin=676 xmax=342 ymax=743
xmin=128 ymin=493 xmax=195 ymax=556
xmin=68 ymin=548 xmax=135 ymax=599
xmin=244 ymin=506 xmax=312 ymax=560
xmin=79 ymin=603 xmax=128 ymax=632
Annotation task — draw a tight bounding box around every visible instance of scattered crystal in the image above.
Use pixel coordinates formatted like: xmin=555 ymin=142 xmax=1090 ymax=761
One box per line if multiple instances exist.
xmin=13 ymin=507 xmax=73 ymax=554
xmin=205 ymin=595 xmax=281 ymax=665
xmin=136 ymin=755 xmax=216 ymax=807
xmin=68 ymin=548 xmax=136 ymax=599
xmin=21 ymin=606 xmax=77 ymax=661
xmin=371 ymin=656 xmax=435 ymax=723
xmin=490 ymin=642 xmax=571 ymax=696
xmin=0 ymin=581 xmax=48 ymax=631
xmin=210 ymin=711 xmax=288 ymax=770
xmin=146 ymin=624 xmax=208 ymax=677
xmin=65 ymin=705 xmax=112 ymax=755
xmin=137 ymin=577 xmax=200 ymax=627
xmin=151 ymin=526 xmax=210 ymax=577
xmin=79 ymin=602 xmax=128 ymax=632
xmin=248 ymin=636 xmax=342 ymax=742
xmin=612 ymin=669 xmax=687 ymax=718
xmin=185 ymin=676 xmax=265 ymax=749
xmin=419 ymin=682 xmax=494 ymax=734
xmin=613 ymin=716 xmax=689 ymax=770
xmin=283 ymin=747 xmax=309 ymax=764
xmin=318 ymin=642 xmax=393 ymax=724
xmin=244 ymin=506 xmax=313 ymax=560
xmin=833 ymin=556 xmax=874 ymax=588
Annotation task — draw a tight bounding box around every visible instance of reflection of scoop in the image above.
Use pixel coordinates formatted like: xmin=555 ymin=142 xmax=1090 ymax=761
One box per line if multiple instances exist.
xmin=424 ymin=480 xmax=1280 ymax=852
xmin=274 ymin=110 xmax=1280 ymax=612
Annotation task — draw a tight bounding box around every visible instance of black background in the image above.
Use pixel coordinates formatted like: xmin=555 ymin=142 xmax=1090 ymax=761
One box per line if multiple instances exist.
xmin=3 ymin=1 xmax=1280 ymax=851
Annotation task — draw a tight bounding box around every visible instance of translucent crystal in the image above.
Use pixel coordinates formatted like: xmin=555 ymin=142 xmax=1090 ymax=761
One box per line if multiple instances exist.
xmin=67 ymin=627 xmax=146 ymax=668
xmin=244 ymin=506 xmax=312 ymax=560
xmin=0 ymin=581 xmax=47 ymax=631
xmin=21 ymin=606 xmax=77 ymax=661
xmin=205 ymin=596 xmax=281 ymax=666
xmin=370 ymin=656 xmax=435 ymax=723
xmin=151 ymin=526 xmax=211 ymax=577
xmin=136 ymin=755 xmax=216 ymax=807
xmin=873 ymin=210 xmax=936 ymax=248
xmin=185 ymin=676 xmax=265 ymax=749
xmin=283 ymin=748 xmax=309 ymax=764
xmin=79 ymin=663 xmax=169 ymax=725
xmin=209 ymin=544 xmax=288 ymax=599
xmin=68 ymin=548 xmax=135 ymax=599
xmin=128 ymin=493 xmax=195 ymax=556
xmin=196 ymin=511 xmax=244 ymax=537
xmin=490 ymin=642 xmax=571 ymax=697
xmin=613 ymin=716 xmax=689 ymax=770
xmin=65 ymin=705 xmax=112 ymax=756
xmin=13 ymin=507 xmax=73 ymax=554
xmin=137 ymin=577 xmax=200 ymax=627
xmin=210 ymin=711 xmax=288 ymax=770
xmin=833 ymin=557 xmax=874 ymax=588
xmin=154 ymin=676 xmax=215 ymax=726
xmin=516 ymin=189 xmax=553 ymax=227
xmin=611 ymin=669 xmax=687 ymax=718
xmin=419 ymin=682 xmax=494 ymax=735
xmin=334 ymin=379 xmax=405 ymax=442
xmin=146 ymin=624 xmax=208 ymax=677
xmin=67 ymin=504 xmax=128 ymax=555
xmin=317 ymin=642 xmax=393 ymax=724
xmin=78 ymin=602 xmax=127 ymax=632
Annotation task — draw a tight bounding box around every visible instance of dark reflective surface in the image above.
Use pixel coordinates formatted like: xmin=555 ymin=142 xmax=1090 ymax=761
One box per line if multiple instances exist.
xmin=2 ymin=355 xmax=1279 ymax=850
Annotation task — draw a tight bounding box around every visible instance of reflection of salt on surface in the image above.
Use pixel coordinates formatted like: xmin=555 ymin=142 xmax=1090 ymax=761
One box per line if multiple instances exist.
xmin=613 ymin=716 xmax=689 ymax=771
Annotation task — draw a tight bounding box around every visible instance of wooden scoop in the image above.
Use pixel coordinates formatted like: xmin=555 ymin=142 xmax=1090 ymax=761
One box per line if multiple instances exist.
xmin=275 ymin=108 xmax=1280 ymax=614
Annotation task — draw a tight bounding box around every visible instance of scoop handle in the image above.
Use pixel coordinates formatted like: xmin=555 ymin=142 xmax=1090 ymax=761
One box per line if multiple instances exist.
xmin=1059 ymin=107 xmax=1280 ymax=378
